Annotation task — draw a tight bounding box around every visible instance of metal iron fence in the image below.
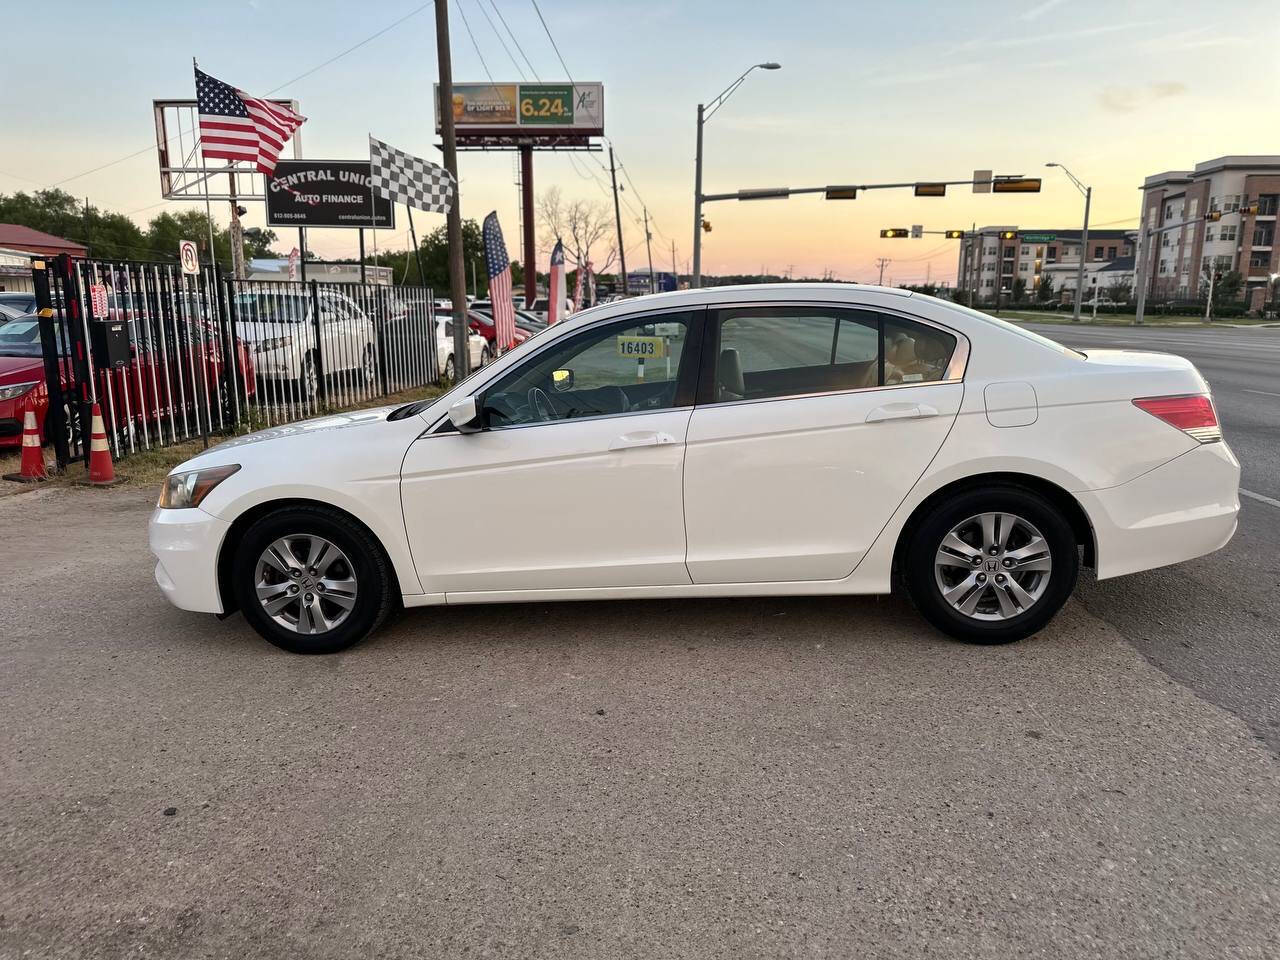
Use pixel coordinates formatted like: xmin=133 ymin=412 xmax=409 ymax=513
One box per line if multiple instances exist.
xmin=30 ymin=254 xmax=438 ymax=471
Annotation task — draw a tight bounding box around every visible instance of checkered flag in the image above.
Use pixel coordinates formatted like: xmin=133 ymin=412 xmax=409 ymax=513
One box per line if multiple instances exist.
xmin=368 ymin=135 xmax=455 ymax=214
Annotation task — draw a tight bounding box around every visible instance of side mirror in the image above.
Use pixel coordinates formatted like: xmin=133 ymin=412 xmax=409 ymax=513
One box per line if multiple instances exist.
xmin=448 ymin=395 xmax=484 ymax=433
xmin=552 ymin=368 xmax=574 ymax=392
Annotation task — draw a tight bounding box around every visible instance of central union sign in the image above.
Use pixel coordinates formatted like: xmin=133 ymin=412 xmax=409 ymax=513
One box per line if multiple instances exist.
xmin=265 ymin=160 xmax=396 ymax=230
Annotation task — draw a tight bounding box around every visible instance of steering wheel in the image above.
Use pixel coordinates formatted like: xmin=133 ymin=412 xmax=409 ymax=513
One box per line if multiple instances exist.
xmin=527 ymin=386 xmax=556 ymax=422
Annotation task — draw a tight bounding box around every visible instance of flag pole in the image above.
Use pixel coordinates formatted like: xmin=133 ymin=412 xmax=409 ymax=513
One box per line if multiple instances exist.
xmin=406 ymin=203 xmax=426 ymax=288
xmin=194 ymin=58 xmax=219 ymax=271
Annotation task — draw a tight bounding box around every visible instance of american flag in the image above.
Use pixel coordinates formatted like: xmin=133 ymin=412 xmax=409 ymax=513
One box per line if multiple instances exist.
xmin=547 ymin=240 xmax=566 ymax=324
xmin=195 ymin=67 xmax=305 ymax=175
xmin=483 ymin=212 xmax=518 ymax=351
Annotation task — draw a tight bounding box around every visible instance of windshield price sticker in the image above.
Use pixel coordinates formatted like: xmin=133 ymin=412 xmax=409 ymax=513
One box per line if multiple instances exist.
xmin=616 ymin=336 xmax=666 ymax=359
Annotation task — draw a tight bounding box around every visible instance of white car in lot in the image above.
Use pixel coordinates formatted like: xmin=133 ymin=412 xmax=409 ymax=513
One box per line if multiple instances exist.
xmin=436 ymin=316 xmax=489 ymax=380
xmin=234 ymin=288 xmax=377 ymax=398
xmin=151 ymin=284 xmax=1239 ymax=654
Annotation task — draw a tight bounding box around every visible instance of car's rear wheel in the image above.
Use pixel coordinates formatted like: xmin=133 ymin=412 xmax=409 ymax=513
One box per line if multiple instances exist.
xmin=234 ymin=505 xmax=395 ymax=654
xmin=904 ymin=485 xmax=1078 ymax=644
xmin=480 ymin=346 xmax=491 ymax=367
xmin=443 ymin=354 xmax=456 ymax=381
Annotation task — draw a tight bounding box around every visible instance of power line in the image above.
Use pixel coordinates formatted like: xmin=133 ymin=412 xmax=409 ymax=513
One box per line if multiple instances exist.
xmin=473 ymin=0 xmax=525 ymax=80
xmin=488 ymin=0 xmax=541 ymax=80
xmin=528 ymin=0 xmax=576 ymax=83
xmin=33 ymin=2 xmax=433 ymax=194
xmin=455 ymin=0 xmax=497 ymax=83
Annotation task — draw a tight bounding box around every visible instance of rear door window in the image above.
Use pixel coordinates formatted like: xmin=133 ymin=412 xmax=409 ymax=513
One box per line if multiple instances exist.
xmin=705 ymin=306 xmax=957 ymax=403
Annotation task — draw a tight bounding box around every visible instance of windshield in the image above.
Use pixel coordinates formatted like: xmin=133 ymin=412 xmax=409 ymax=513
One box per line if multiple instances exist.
xmin=0 ymin=317 xmax=60 ymax=357
xmin=234 ymin=292 xmax=310 ymax=323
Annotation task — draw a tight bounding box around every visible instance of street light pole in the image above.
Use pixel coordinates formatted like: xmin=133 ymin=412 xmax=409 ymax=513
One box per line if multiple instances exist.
xmin=692 ymin=62 xmax=780 ymax=288
xmin=1047 ymin=163 xmax=1091 ymax=322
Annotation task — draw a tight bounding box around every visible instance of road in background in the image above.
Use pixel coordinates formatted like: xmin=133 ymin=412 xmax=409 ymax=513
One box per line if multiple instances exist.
xmin=1024 ymin=322 xmax=1280 ymax=753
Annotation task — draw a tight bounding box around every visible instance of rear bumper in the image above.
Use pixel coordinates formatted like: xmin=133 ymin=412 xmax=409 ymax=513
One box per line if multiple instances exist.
xmin=1078 ymin=441 xmax=1240 ymax=580
xmin=149 ymin=507 xmax=230 ymax=614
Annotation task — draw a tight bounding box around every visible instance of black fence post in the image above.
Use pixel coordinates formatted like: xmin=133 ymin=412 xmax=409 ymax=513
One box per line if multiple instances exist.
xmin=376 ymin=284 xmax=389 ymax=395
xmin=31 ymin=259 xmax=70 ymax=471
xmin=59 ymin=256 xmax=94 ymax=468
xmin=309 ymin=279 xmax=325 ymax=402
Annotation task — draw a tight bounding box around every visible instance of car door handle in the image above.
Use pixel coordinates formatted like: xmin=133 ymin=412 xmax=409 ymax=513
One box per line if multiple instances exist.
xmin=609 ymin=430 xmax=676 ymax=451
xmin=865 ymin=402 xmax=939 ymax=424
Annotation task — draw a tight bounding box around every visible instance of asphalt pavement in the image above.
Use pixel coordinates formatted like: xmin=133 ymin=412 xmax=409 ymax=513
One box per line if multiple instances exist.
xmin=1021 ymin=322 xmax=1280 ymax=757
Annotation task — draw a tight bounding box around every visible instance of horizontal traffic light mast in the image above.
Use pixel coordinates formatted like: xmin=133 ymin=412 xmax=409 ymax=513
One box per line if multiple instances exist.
xmin=700 ymin=173 xmax=1040 ymax=204
xmin=880 ymin=227 xmax=973 ymax=239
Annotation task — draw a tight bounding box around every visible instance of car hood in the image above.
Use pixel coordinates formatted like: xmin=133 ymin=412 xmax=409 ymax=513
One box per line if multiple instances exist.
xmin=176 ymin=405 xmax=404 ymax=471
xmin=0 ymin=355 xmax=45 ymax=384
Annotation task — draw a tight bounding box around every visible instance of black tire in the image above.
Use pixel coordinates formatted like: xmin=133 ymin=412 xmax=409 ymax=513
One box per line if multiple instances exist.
xmin=234 ymin=505 xmax=396 ymax=654
xmin=903 ymin=484 xmax=1079 ymax=645
xmin=444 ymin=354 xmax=455 ymax=381
xmin=480 ymin=346 xmax=491 ymax=367
xmin=298 ymin=351 xmax=322 ymax=401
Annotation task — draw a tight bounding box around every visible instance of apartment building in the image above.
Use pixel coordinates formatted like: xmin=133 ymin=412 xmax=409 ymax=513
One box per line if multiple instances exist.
xmin=1138 ymin=156 xmax=1280 ymax=308
xmin=956 ymin=227 xmax=1134 ymax=303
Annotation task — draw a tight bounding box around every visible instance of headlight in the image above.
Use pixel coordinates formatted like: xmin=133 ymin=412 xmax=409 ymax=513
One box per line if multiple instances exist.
xmin=0 ymin=381 xmax=39 ymax=402
xmin=157 ymin=464 xmax=241 ymax=509
xmin=255 ymin=336 xmax=294 ymax=353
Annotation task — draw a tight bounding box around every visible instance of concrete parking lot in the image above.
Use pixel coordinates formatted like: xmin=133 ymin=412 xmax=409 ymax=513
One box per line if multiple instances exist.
xmin=3 ymin=482 xmax=1280 ymax=959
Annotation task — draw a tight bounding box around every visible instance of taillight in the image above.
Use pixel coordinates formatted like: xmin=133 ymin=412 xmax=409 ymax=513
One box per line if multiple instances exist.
xmin=1132 ymin=394 xmax=1221 ymax=443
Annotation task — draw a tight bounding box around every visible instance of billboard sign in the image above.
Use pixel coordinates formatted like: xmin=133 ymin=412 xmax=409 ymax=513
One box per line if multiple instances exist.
xmin=265 ymin=160 xmax=396 ymax=229
xmin=436 ymin=83 xmax=604 ymax=136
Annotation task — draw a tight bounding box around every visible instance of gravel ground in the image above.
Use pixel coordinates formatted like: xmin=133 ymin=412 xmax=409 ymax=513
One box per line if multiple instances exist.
xmin=2 ymin=486 xmax=1278 ymax=959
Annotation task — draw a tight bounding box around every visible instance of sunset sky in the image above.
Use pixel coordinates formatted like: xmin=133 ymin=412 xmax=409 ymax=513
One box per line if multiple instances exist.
xmin=2 ymin=0 xmax=1276 ymax=283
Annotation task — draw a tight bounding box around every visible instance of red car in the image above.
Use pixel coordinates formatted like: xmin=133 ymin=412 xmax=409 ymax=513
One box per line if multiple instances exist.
xmin=0 ymin=313 xmax=255 ymax=450
xmin=465 ymin=309 xmax=528 ymax=349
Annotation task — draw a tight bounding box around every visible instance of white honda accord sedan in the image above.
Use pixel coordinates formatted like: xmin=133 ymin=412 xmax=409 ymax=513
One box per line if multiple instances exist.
xmin=149 ymin=285 xmax=1240 ymax=654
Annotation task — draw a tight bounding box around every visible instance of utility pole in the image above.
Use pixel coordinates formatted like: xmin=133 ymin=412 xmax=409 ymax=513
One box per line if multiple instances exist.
xmin=609 ymin=146 xmax=627 ymax=298
xmin=643 ymin=206 xmax=655 ymax=294
xmin=876 ymin=257 xmax=891 ymax=285
xmin=1133 ymin=213 xmax=1149 ymax=326
xmin=670 ymin=239 xmax=677 ymax=286
xmin=692 ymin=102 xmax=705 ymax=288
xmin=435 ymin=0 xmax=470 ymax=375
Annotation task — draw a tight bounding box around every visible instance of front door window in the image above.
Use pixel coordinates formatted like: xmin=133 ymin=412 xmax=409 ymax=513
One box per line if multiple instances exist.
xmin=481 ymin=313 xmax=695 ymax=427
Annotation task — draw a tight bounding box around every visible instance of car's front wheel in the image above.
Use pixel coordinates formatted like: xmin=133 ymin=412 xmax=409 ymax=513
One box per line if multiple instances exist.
xmin=904 ymin=485 xmax=1078 ymax=644
xmin=234 ymin=505 xmax=396 ymax=654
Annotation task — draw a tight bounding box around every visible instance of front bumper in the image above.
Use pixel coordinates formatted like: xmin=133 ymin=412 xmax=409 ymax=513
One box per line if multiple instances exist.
xmin=1077 ymin=441 xmax=1240 ymax=580
xmin=149 ymin=506 xmax=231 ymax=614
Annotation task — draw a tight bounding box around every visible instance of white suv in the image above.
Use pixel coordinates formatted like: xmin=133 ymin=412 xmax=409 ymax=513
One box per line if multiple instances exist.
xmin=436 ymin=317 xmax=489 ymax=380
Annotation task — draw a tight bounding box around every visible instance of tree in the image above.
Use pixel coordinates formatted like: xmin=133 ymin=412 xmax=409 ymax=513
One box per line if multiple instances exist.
xmin=1036 ymin=273 xmax=1055 ymax=304
xmin=0 ymin=188 xmax=149 ymax=260
xmin=242 ymin=227 xmax=283 ymax=260
xmin=1105 ymin=276 xmax=1133 ymax=303
xmin=1011 ymin=277 xmax=1027 ymax=304
xmin=1217 ymin=269 xmax=1243 ymax=304
xmin=144 ymin=210 xmax=232 ymax=267
xmin=536 ymin=187 xmax=618 ymax=281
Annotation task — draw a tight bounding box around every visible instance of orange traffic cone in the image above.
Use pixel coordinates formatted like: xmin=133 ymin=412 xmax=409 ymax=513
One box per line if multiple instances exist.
xmin=3 ymin=399 xmax=48 ymax=483
xmin=86 ymin=402 xmax=120 ymax=486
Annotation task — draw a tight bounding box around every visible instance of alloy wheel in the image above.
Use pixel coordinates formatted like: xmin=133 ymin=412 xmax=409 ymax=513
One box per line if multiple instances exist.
xmin=254 ymin=535 xmax=358 ymax=635
xmin=932 ymin=512 xmax=1052 ymax=621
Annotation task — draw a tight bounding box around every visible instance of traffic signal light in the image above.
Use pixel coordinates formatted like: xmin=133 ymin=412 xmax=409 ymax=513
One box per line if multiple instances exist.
xmin=914 ymin=183 xmax=946 ymax=197
xmin=944 ymin=230 xmax=965 ymax=239
xmin=992 ymin=178 xmax=1042 ymax=193
xmin=880 ymin=228 xmax=909 ymax=238
xmin=1242 ymin=202 xmax=1259 ymax=215
xmin=824 ymin=186 xmax=858 ymax=200
xmin=1205 ymin=211 xmax=1222 ymax=222
xmin=998 ymin=231 xmax=1017 ymax=240
xmin=701 ymin=218 xmax=712 ymax=233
